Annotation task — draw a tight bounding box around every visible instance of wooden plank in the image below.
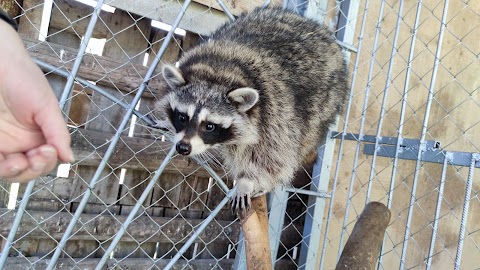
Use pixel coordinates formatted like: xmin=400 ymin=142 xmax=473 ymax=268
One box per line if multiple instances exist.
xmin=131 ymin=96 xmax=158 ymax=139
xmin=70 ymin=128 xmax=222 ymax=178
xmin=154 ymin=173 xmax=184 ymax=217
xmin=17 ymin=0 xmax=43 ymax=39
xmin=4 ymin=257 xmax=239 ymax=269
xmin=114 ymin=241 xmax=157 ymax=259
xmin=205 ymin=178 xmax=235 ymax=220
xmin=0 ymin=208 xmax=241 ymax=243
xmin=193 ymin=0 xmax=283 ymax=16
xmin=47 ymin=27 xmax=81 ymax=49
xmin=108 ymin=0 xmax=229 ymax=35
xmin=118 ymin=170 xmax=152 ymax=214
xmin=68 ymin=88 xmax=92 ymax=128
xmin=0 ymin=181 xmax=10 ymax=208
xmin=181 ymin=31 xmax=201 ymax=53
xmin=148 ymin=28 xmax=181 ymax=65
xmin=103 ymin=9 xmax=151 ymax=65
xmin=187 ymin=176 xmax=210 ymax=219
xmin=68 ymin=165 xmax=121 ymax=212
xmin=16 ymin=176 xmax=74 ymax=202
xmin=71 ymin=9 xmax=153 ymax=217
xmin=50 ymin=0 xmax=110 ymax=39
xmin=22 ymin=38 xmax=166 ymax=97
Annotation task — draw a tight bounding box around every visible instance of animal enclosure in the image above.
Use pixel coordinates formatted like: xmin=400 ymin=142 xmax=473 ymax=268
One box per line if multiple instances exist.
xmin=0 ymin=0 xmax=478 ymax=269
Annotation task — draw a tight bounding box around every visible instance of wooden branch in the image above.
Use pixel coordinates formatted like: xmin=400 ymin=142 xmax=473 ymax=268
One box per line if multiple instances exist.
xmin=336 ymin=202 xmax=391 ymax=270
xmin=238 ymin=195 xmax=272 ymax=270
xmin=0 ymin=208 xmax=239 ymax=243
xmin=22 ymin=38 xmax=166 ymax=97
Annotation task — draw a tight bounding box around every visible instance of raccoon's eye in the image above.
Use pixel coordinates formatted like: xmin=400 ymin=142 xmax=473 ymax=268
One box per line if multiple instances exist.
xmin=205 ymin=123 xmax=216 ymax=132
xmin=178 ymin=113 xmax=187 ymax=124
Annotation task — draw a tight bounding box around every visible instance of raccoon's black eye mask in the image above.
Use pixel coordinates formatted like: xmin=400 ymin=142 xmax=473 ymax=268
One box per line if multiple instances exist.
xmin=170 ymin=109 xmax=189 ymax=131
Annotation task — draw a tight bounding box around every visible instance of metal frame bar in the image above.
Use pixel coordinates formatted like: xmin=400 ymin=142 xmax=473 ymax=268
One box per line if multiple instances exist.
xmin=232 ymin=231 xmax=247 ymax=269
xmin=331 ymin=132 xmax=439 ymax=149
xmin=34 ymin=59 xmax=153 ymax=125
xmin=298 ymin=0 xmax=360 ymax=264
xmin=363 ymin=145 xmax=480 ymax=168
xmin=426 ymin=155 xmax=449 ymax=270
xmin=216 ymin=0 xmax=234 ymax=21
xmin=45 ymin=1 xmax=193 ymax=269
xmin=319 ymin=0 xmax=371 ymax=267
xmin=58 ymin=0 xmax=105 ymax=112
xmin=298 ymin=129 xmax=337 ymax=269
xmin=377 ymin=1 xmax=423 ymax=267
xmin=268 ymin=186 xmax=290 ymax=265
xmin=0 ymin=181 xmax=35 ymax=268
xmin=454 ymin=153 xmax=479 ymax=270
xmin=94 ymin=145 xmax=176 ymax=270
xmin=399 ymin=1 xmax=449 ymax=268
xmin=163 ymin=186 xmax=237 ymax=270
xmin=365 ymin=0 xmax=405 ymax=203
xmin=336 ymin=0 xmax=387 ymax=261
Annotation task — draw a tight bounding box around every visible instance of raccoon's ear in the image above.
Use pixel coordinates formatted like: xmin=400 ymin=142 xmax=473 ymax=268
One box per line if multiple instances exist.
xmin=163 ymin=65 xmax=186 ymax=88
xmin=227 ymin=87 xmax=259 ymax=112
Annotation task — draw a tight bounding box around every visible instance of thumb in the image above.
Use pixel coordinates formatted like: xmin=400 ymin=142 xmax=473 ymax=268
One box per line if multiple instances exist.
xmin=34 ymin=102 xmax=74 ymax=163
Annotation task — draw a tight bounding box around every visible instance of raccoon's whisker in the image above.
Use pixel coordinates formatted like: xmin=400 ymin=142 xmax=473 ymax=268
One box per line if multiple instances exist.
xmin=206 ymin=150 xmax=226 ymax=170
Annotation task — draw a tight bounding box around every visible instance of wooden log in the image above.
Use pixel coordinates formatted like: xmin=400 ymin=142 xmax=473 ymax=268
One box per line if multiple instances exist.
xmin=336 ymin=202 xmax=391 ymax=270
xmin=238 ymin=195 xmax=272 ymax=270
xmin=0 ymin=208 xmax=240 ymax=243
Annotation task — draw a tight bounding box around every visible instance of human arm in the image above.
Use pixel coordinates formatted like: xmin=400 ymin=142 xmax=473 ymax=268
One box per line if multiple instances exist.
xmin=0 ymin=14 xmax=74 ymax=182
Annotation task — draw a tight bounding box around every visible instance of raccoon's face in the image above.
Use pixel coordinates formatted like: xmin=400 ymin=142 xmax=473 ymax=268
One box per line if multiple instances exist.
xmin=156 ymin=65 xmax=260 ymax=156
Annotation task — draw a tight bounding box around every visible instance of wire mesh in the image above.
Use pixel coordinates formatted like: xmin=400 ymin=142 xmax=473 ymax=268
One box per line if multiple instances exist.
xmin=0 ymin=0 xmax=478 ymax=269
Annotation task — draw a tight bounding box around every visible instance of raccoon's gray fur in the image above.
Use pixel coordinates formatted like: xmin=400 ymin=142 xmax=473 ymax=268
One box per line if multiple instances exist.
xmin=153 ymin=7 xmax=348 ymax=210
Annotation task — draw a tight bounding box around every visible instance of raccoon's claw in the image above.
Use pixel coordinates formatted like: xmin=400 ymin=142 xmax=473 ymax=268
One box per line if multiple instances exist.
xmin=230 ymin=193 xmax=251 ymax=214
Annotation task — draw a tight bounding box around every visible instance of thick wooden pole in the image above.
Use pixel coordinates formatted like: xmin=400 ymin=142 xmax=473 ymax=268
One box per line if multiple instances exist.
xmin=238 ymin=195 xmax=272 ymax=270
xmin=336 ymin=201 xmax=391 ymax=270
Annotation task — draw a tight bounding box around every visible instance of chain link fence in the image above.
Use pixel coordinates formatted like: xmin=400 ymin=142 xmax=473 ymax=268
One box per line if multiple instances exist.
xmin=0 ymin=0 xmax=478 ymax=269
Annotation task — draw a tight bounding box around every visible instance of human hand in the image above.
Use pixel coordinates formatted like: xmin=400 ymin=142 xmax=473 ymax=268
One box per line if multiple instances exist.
xmin=0 ymin=20 xmax=74 ymax=183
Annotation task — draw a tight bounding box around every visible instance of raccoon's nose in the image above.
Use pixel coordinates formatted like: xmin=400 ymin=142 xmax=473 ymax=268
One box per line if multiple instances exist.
xmin=176 ymin=142 xmax=192 ymax=155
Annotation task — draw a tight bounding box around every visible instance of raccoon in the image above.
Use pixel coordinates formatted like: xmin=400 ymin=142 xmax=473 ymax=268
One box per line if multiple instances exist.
xmin=153 ymin=7 xmax=348 ymax=210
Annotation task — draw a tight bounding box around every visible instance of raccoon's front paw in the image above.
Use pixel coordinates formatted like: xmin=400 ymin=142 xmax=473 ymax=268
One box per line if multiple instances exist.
xmin=230 ymin=179 xmax=255 ymax=213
